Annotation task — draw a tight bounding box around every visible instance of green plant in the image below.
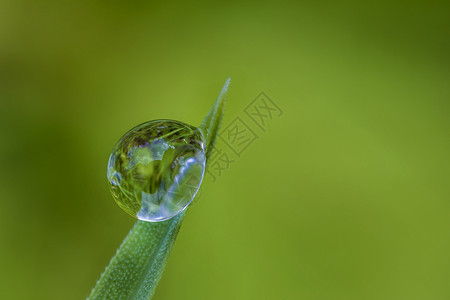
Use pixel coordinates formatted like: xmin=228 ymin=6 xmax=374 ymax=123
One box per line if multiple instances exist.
xmin=88 ymin=79 xmax=230 ymax=300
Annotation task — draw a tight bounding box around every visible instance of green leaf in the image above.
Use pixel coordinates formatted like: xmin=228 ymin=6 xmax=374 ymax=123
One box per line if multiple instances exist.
xmin=88 ymin=79 xmax=229 ymax=300
xmin=199 ymin=78 xmax=230 ymax=160
xmin=88 ymin=213 xmax=184 ymax=300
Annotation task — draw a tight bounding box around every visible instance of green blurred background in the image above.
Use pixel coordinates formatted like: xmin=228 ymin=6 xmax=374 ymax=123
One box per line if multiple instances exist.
xmin=1 ymin=0 xmax=449 ymax=299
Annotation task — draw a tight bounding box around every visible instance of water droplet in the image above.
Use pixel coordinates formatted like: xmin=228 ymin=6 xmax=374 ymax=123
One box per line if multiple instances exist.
xmin=107 ymin=120 xmax=206 ymax=222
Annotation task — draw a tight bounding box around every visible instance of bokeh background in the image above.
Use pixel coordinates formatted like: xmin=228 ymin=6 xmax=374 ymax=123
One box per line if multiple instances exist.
xmin=1 ymin=0 xmax=450 ymax=299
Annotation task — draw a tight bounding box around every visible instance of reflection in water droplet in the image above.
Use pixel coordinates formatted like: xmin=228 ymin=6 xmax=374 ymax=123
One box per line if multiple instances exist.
xmin=107 ymin=120 xmax=205 ymax=222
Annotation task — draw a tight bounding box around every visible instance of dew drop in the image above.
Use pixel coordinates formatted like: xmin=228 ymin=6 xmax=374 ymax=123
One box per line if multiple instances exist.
xmin=107 ymin=120 xmax=206 ymax=222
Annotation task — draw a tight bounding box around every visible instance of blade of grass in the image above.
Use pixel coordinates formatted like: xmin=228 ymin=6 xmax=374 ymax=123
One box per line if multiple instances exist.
xmin=199 ymin=78 xmax=230 ymax=160
xmin=88 ymin=79 xmax=229 ymax=300
xmin=88 ymin=213 xmax=184 ymax=300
